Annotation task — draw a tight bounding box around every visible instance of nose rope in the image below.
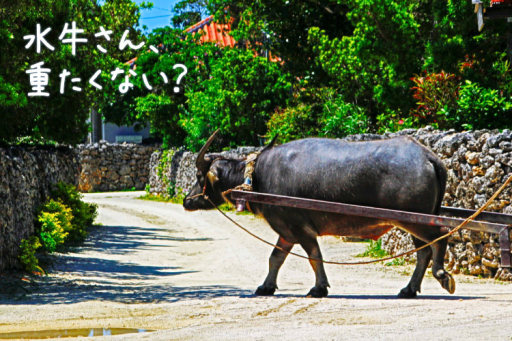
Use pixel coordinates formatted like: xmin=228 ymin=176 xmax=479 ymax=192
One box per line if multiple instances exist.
xmin=186 ymin=179 xmax=208 ymax=200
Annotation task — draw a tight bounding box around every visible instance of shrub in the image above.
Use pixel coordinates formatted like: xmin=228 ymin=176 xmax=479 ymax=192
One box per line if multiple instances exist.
xmin=180 ymin=48 xmax=292 ymax=150
xmin=38 ymin=211 xmax=68 ymax=253
xmin=51 ymin=182 xmax=98 ymax=243
xmin=319 ymin=97 xmax=370 ymax=138
xmin=19 ymin=236 xmax=43 ymax=273
xmin=357 ymin=239 xmax=389 ymax=258
xmin=410 ymin=71 xmax=460 ymax=128
xmin=440 ymin=81 xmax=512 ymax=130
xmin=267 ymin=87 xmax=371 ymax=142
xmin=376 ymin=110 xmax=418 ymax=134
xmin=267 ymin=104 xmax=320 ymax=143
xmin=38 ymin=200 xmax=72 ymax=252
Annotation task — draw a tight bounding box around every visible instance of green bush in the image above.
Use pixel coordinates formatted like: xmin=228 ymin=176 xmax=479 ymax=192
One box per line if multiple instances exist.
xmin=38 ymin=211 xmax=68 ymax=253
xmin=267 ymin=87 xmax=371 ymax=142
xmin=38 ymin=200 xmax=72 ymax=252
xmin=440 ymin=81 xmax=512 ymax=130
xmin=181 ymin=48 xmax=292 ymax=150
xmin=319 ymin=97 xmax=370 ymax=138
xmin=51 ymin=182 xmax=98 ymax=243
xmin=376 ymin=110 xmax=418 ymax=134
xmin=19 ymin=236 xmax=43 ymax=273
xmin=410 ymin=71 xmax=460 ymax=128
xmin=357 ymin=239 xmax=389 ymax=258
xmin=267 ymin=104 xmax=320 ymax=143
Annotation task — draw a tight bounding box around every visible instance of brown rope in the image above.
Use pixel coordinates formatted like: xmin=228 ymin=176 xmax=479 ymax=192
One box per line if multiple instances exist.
xmin=209 ymin=174 xmax=512 ymax=266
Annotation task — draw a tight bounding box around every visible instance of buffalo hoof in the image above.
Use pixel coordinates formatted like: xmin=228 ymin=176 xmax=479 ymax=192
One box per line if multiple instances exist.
xmin=397 ymin=287 xmax=417 ymax=299
xmin=306 ymin=286 xmax=328 ymax=298
xmin=255 ymin=285 xmax=276 ymax=296
xmin=436 ymin=270 xmax=456 ymax=294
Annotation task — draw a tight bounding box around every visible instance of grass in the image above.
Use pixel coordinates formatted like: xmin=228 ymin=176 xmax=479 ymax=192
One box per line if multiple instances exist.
xmin=138 ymin=195 xmax=254 ymax=217
xmin=356 ymin=239 xmax=389 ymax=258
xmin=356 ymin=239 xmax=407 ymax=267
xmin=137 ymin=193 xmax=185 ymax=205
xmin=120 ymin=187 xmax=138 ymax=192
xmin=217 ymin=202 xmax=254 ymax=215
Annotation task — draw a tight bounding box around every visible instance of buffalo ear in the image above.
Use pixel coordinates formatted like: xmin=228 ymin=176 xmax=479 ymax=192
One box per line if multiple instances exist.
xmin=261 ymin=134 xmax=279 ymax=153
xmin=207 ymin=170 xmax=219 ymax=186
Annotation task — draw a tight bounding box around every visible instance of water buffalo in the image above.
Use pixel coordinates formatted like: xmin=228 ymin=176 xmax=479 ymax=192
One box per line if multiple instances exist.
xmin=183 ymin=131 xmax=454 ymax=298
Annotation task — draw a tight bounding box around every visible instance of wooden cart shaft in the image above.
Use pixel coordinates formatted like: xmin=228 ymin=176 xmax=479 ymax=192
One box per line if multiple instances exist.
xmin=230 ymin=190 xmax=512 ymax=268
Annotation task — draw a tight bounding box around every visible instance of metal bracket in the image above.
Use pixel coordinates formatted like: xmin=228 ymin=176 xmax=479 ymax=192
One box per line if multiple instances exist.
xmin=499 ymin=226 xmax=511 ymax=268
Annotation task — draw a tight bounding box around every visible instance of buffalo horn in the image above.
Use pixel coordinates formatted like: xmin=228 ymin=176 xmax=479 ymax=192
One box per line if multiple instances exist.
xmin=196 ymin=129 xmax=220 ymax=173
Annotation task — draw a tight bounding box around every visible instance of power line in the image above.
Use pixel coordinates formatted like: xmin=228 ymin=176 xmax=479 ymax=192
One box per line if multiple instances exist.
xmin=152 ymin=6 xmax=173 ymax=12
xmin=141 ymin=15 xmax=172 ymax=19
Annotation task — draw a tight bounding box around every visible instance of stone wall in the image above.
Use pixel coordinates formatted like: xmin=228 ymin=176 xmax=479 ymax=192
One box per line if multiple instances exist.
xmin=0 ymin=146 xmax=78 ymax=271
xmin=149 ymin=128 xmax=512 ymax=280
xmin=78 ymin=142 xmax=158 ymax=192
xmin=149 ymin=147 xmax=262 ymax=195
xmin=372 ymin=127 xmax=512 ymax=280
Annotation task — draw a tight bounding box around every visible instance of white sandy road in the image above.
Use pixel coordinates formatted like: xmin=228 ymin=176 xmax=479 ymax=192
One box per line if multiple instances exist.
xmin=0 ymin=191 xmax=512 ymax=340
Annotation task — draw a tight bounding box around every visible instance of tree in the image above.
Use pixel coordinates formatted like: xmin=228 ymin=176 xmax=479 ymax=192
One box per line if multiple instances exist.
xmin=172 ymin=0 xmax=208 ymax=29
xmin=105 ymin=26 xmax=221 ymax=147
xmin=308 ymin=0 xmax=511 ymax=130
xmin=181 ymin=48 xmax=291 ymax=150
xmin=110 ymin=25 xmax=292 ymax=150
xmin=0 ymin=0 xmax=147 ymax=144
xmin=207 ymin=0 xmax=352 ymax=82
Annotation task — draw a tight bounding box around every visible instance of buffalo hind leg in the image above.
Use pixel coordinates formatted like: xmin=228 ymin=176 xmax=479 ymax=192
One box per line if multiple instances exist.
xmin=255 ymin=237 xmax=294 ymax=296
xmin=399 ymin=225 xmax=455 ymax=297
xmin=398 ymin=237 xmax=432 ymax=298
xmin=299 ymin=237 xmax=330 ymax=298
xmin=431 ymin=237 xmax=455 ymax=294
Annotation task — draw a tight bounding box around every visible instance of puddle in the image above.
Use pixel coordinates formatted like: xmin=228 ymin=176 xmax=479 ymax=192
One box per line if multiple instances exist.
xmin=0 ymin=328 xmax=153 ymax=339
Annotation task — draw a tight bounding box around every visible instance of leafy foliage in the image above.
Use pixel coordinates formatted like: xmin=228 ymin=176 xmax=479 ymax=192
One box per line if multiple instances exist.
xmin=267 ymin=87 xmax=369 ymax=143
xmin=50 ymin=182 xmax=98 ymax=243
xmin=207 ymin=0 xmax=352 ymax=80
xmin=172 ymin=0 xmax=208 ymax=29
xmin=38 ymin=212 xmax=68 ymax=253
xmin=267 ymin=105 xmax=320 ymax=144
xmin=4 ymin=0 xmax=512 ymax=148
xmin=38 ymin=200 xmax=72 ymax=252
xmin=106 ymin=26 xmax=220 ymax=147
xmin=307 ymin=0 xmax=510 ymax=132
xmin=19 ymin=182 xmax=97 ymax=274
xmin=319 ymin=97 xmax=370 ymax=138
xmin=357 ymin=239 xmax=389 ymax=259
xmin=410 ymin=71 xmax=460 ymax=128
xmin=0 ymin=0 xmax=146 ymax=144
xmin=181 ymin=48 xmax=291 ymax=149
xmin=19 ymin=236 xmax=43 ymax=274
xmin=441 ymin=81 xmax=512 ymax=130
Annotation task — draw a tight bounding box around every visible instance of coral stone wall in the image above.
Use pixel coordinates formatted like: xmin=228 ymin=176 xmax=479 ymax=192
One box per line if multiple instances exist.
xmin=78 ymin=142 xmax=158 ymax=192
xmin=149 ymin=147 xmax=262 ymax=195
xmin=0 ymin=146 xmax=78 ymax=271
xmin=369 ymin=128 xmax=512 ymax=280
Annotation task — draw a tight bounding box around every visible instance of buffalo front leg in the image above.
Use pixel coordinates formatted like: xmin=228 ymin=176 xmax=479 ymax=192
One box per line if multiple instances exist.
xmin=299 ymin=237 xmax=330 ymax=298
xmin=255 ymin=236 xmax=294 ymax=296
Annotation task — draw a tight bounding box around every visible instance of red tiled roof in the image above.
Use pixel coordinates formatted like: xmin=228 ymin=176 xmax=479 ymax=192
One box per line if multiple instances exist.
xmin=185 ymin=15 xmax=236 ymax=48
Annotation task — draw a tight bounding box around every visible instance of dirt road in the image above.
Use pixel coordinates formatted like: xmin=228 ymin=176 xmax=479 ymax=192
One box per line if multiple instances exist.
xmin=1 ymin=191 xmax=512 ymax=340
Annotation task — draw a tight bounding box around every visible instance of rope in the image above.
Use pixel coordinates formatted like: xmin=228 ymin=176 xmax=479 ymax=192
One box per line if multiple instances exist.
xmin=209 ymin=173 xmax=512 ymax=266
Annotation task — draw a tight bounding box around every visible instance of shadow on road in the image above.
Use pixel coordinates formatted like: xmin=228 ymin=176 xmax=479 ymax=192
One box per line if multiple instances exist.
xmin=261 ymin=294 xmax=485 ymax=300
xmin=84 ymin=225 xmax=212 ymax=255
xmin=0 ymin=224 xmax=251 ymax=305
